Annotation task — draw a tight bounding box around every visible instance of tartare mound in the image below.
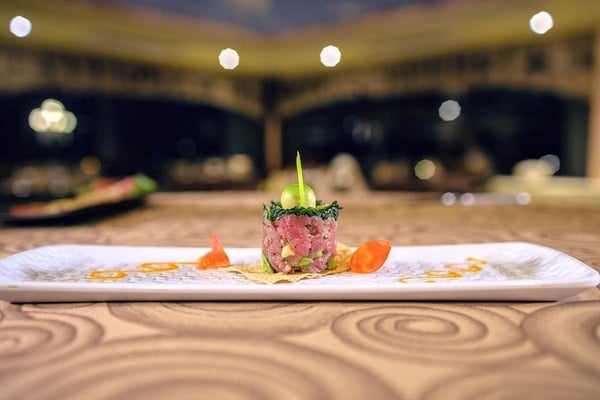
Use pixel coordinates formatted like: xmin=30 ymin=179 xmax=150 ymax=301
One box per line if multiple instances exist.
xmin=262 ymin=210 xmax=338 ymax=274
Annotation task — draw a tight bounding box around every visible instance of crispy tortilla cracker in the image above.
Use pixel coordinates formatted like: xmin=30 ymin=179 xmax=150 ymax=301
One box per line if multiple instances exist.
xmin=227 ymin=243 xmax=353 ymax=284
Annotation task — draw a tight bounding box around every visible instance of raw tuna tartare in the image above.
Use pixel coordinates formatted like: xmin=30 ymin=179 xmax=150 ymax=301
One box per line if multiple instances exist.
xmin=262 ymin=201 xmax=341 ymax=274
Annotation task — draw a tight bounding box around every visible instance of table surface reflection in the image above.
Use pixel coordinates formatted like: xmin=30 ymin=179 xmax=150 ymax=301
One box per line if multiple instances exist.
xmin=1 ymin=191 xmax=599 ymax=399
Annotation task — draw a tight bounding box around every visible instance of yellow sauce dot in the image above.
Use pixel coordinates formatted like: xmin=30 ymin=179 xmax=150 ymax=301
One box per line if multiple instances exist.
xmin=88 ymin=270 xmax=128 ymax=280
xmin=466 ymin=257 xmax=487 ymax=264
xmin=139 ymin=262 xmax=179 ymax=273
xmin=424 ymin=270 xmax=463 ymax=279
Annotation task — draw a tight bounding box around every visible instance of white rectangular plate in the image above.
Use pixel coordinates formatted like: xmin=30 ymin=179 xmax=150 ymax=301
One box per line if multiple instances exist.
xmin=0 ymin=242 xmax=598 ymax=302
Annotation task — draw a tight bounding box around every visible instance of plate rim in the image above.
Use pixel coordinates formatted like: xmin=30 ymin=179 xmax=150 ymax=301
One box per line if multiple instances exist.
xmin=0 ymin=241 xmax=598 ymax=302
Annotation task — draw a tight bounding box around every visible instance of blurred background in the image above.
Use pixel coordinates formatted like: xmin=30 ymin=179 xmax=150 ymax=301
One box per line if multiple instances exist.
xmin=1 ymin=0 xmax=600 ymax=203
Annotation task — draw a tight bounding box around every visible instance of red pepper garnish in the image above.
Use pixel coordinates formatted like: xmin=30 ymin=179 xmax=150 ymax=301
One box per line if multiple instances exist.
xmin=349 ymin=239 xmax=392 ymax=273
xmin=197 ymin=234 xmax=230 ymax=270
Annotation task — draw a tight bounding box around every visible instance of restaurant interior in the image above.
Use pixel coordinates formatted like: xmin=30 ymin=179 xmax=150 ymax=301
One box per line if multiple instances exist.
xmin=2 ymin=0 xmax=600 ymax=207
xmin=1 ymin=2 xmax=600 ymax=399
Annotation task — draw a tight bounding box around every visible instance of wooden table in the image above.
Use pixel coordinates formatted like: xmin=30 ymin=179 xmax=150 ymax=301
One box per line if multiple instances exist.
xmin=1 ymin=192 xmax=599 ymax=399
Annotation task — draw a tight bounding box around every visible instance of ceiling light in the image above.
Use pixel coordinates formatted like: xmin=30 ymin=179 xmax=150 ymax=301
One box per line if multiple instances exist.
xmin=320 ymin=45 xmax=341 ymax=67
xmin=219 ymin=48 xmax=239 ymax=70
xmin=9 ymin=16 xmax=32 ymax=38
xmin=529 ymin=11 xmax=553 ymax=35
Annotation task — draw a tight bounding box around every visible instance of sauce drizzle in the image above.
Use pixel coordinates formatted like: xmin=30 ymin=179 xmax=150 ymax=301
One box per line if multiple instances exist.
xmin=87 ymin=261 xmax=197 ymax=281
xmin=399 ymin=257 xmax=486 ymax=283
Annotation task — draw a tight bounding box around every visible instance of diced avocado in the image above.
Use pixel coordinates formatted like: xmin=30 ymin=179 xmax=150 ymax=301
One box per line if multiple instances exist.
xmin=281 ymin=244 xmax=295 ymax=259
xmin=261 ymin=253 xmax=274 ymax=273
xmin=326 ymin=257 xmax=335 ymax=270
xmin=295 ymin=257 xmax=313 ymax=267
xmin=312 ymin=250 xmax=323 ymax=259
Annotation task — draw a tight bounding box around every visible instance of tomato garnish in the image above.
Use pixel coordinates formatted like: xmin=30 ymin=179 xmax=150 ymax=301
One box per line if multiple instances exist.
xmin=349 ymin=240 xmax=392 ymax=273
xmin=197 ymin=234 xmax=230 ymax=269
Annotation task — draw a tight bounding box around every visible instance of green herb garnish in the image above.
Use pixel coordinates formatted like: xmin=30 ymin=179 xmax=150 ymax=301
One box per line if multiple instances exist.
xmin=264 ymin=200 xmax=341 ymax=221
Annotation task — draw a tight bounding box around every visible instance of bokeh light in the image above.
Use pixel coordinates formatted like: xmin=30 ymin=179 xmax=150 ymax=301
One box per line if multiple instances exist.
xmin=513 ymin=155 xmax=560 ymax=178
xmin=11 ymin=179 xmax=32 ymax=198
xmin=516 ymin=192 xmax=532 ymax=205
xmin=29 ymin=99 xmax=77 ymax=134
xmin=320 ymin=45 xmax=341 ymax=67
xmin=414 ymin=159 xmax=436 ymax=180
xmin=460 ymin=192 xmax=475 ymax=206
xmin=219 ymin=48 xmax=239 ymax=70
xmin=539 ymin=154 xmax=560 ymax=174
xmin=80 ymin=156 xmax=101 ymax=176
xmin=9 ymin=16 xmax=32 ymax=38
xmin=441 ymin=192 xmax=457 ymax=205
xmin=226 ymin=154 xmax=254 ymax=182
xmin=40 ymin=99 xmax=64 ymax=123
xmin=529 ymin=11 xmax=553 ymax=35
xmin=438 ymin=100 xmax=461 ymax=121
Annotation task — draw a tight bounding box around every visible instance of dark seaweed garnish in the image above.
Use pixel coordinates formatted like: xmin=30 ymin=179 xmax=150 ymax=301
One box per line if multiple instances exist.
xmin=264 ymin=200 xmax=341 ymax=221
